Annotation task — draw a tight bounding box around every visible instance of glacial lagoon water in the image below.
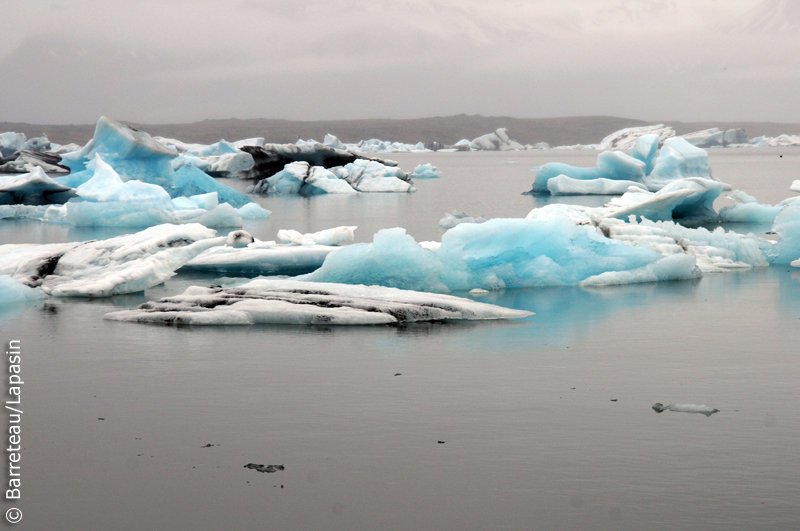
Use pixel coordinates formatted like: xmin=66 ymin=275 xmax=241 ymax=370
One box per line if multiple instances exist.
xmin=2 ymin=148 xmax=800 ymax=530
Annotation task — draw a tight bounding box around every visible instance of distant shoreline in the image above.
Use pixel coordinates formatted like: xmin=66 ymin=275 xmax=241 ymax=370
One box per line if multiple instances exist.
xmin=3 ymin=114 xmax=800 ymax=148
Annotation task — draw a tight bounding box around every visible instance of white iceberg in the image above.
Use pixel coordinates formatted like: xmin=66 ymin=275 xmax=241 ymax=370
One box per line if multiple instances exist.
xmin=469 ymin=128 xmax=524 ymax=151
xmin=103 ymin=279 xmax=533 ymax=326
xmin=597 ymin=124 xmax=675 ymax=152
xmin=439 ymin=211 xmax=487 ymax=231
xmin=0 ymin=224 xmax=229 ymax=297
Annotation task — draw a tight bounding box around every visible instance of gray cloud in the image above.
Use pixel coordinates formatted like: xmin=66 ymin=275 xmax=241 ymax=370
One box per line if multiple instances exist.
xmin=1 ymin=0 xmax=798 ymax=124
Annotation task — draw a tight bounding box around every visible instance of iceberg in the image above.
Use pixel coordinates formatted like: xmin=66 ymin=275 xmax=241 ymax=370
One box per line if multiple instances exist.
xmin=597 ymin=124 xmax=675 ymax=152
xmin=0 ymin=168 xmax=76 ymax=205
xmin=59 ymin=117 xmax=177 ymax=188
xmin=764 ymin=205 xmax=800 ymax=264
xmin=0 ymin=275 xmax=45 ymax=307
xmin=530 ymin=151 xmax=646 ymax=194
xmin=469 ymin=128 xmax=524 ymax=151
xmin=299 ymin=219 xmax=700 ymax=293
xmin=277 ymin=226 xmax=355 ymax=246
xmin=749 ymin=134 xmax=800 ymax=148
xmin=0 ymin=150 xmax=69 ymax=174
xmin=0 ymin=224 xmax=228 ymax=297
xmin=183 ymin=226 xmax=354 ymax=274
xmin=439 ymin=211 xmax=487 ymax=230
xmin=102 ymin=279 xmax=533 ymax=326
xmin=681 ymin=128 xmax=725 ymax=148
xmin=409 ymin=163 xmax=441 ymax=179
xmin=644 ymin=137 xmax=715 ymax=191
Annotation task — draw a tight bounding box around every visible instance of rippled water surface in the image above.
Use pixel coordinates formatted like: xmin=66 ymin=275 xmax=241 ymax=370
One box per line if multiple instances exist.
xmin=1 ymin=148 xmax=800 ymax=530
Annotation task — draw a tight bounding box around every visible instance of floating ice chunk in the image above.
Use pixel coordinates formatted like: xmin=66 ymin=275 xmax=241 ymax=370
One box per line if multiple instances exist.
xmin=0 ymin=275 xmax=45 ymax=307
xmin=103 ymin=279 xmax=533 ymax=326
xmin=299 ymin=219 xmax=683 ymax=292
xmin=184 ymin=241 xmax=339 ymax=275
xmin=597 ymin=124 xmax=675 ymax=152
xmin=764 ymin=205 xmax=800 ymax=264
xmin=439 ymin=210 xmax=487 ymax=230
xmin=322 ymin=134 xmax=346 ymax=150
xmin=791 ymin=180 xmax=800 ymax=193
xmin=338 ymin=159 xmax=412 ymax=192
xmin=598 ymin=217 xmax=767 ymax=273
xmin=303 ymin=166 xmax=358 ymax=195
xmin=0 ymin=132 xmax=26 ymax=158
xmin=652 ymin=403 xmax=719 ymax=416
xmin=0 ymin=167 xmax=75 ymax=205
xmin=547 ymin=175 xmax=647 ymax=196
xmin=0 ymin=224 xmax=225 ymax=297
xmin=718 ymin=190 xmax=782 ymax=224
xmin=0 ymin=149 xmax=69 ymax=174
xmin=277 ymin=226 xmax=356 ymax=246
xmin=645 ymin=138 xmax=714 ymax=191
xmin=530 ymin=151 xmax=645 ymax=195
xmin=236 ymin=202 xmax=271 ymax=219
xmin=469 ymin=288 xmax=489 ymax=296
xmin=250 ymin=161 xmax=307 ymax=195
xmin=605 ymin=178 xmax=725 ymax=222
xmin=681 ymin=128 xmax=724 ymax=148
xmin=469 ymin=128 xmax=524 ymax=151
xmin=203 ymin=245 xmax=325 ymax=273
xmin=750 ymin=134 xmax=800 ymax=147
xmin=60 ymin=117 xmax=177 ymax=187
xmin=409 ymin=163 xmax=441 ymax=179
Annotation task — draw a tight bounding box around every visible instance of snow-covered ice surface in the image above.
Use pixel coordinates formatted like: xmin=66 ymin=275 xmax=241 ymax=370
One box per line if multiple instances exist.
xmin=103 ymin=279 xmax=533 ymax=325
xmin=0 ymin=224 xmax=227 ymax=297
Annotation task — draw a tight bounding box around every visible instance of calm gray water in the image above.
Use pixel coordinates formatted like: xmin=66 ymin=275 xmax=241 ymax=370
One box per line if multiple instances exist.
xmin=1 ymin=148 xmax=800 ymax=530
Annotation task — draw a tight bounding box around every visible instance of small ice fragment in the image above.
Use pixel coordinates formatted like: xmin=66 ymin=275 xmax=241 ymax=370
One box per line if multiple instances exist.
xmin=652 ymin=402 xmax=719 ymax=416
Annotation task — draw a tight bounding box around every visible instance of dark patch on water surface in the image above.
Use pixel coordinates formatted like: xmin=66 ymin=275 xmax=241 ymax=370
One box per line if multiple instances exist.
xmin=244 ymin=463 xmax=284 ymax=473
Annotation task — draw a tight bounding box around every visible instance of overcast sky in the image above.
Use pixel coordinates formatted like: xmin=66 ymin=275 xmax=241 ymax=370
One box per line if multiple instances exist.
xmin=1 ymin=0 xmax=798 ymax=124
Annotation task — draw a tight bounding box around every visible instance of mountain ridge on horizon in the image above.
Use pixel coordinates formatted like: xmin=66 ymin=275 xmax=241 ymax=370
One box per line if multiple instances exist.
xmin=3 ymin=114 xmax=800 ymax=148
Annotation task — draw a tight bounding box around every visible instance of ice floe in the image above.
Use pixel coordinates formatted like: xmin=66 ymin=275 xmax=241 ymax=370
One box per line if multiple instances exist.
xmin=184 ymin=226 xmax=355 ymax=274
xmin=102 ymin=279 xmax=533 ymax=326
xmin=652 ymin=403 xmax=719 ymax=416
xmin=439 ymin=211 xmax=487 ymax=230
xmin=0 ymin=224 xmax=228 ymax=297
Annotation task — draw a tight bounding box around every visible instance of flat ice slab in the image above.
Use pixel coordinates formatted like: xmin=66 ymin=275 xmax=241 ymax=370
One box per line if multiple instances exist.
xmin=103 ymin=279 xmax=533 ymax=326
xmin=652 ymin=403 xmax=720 ymax=416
